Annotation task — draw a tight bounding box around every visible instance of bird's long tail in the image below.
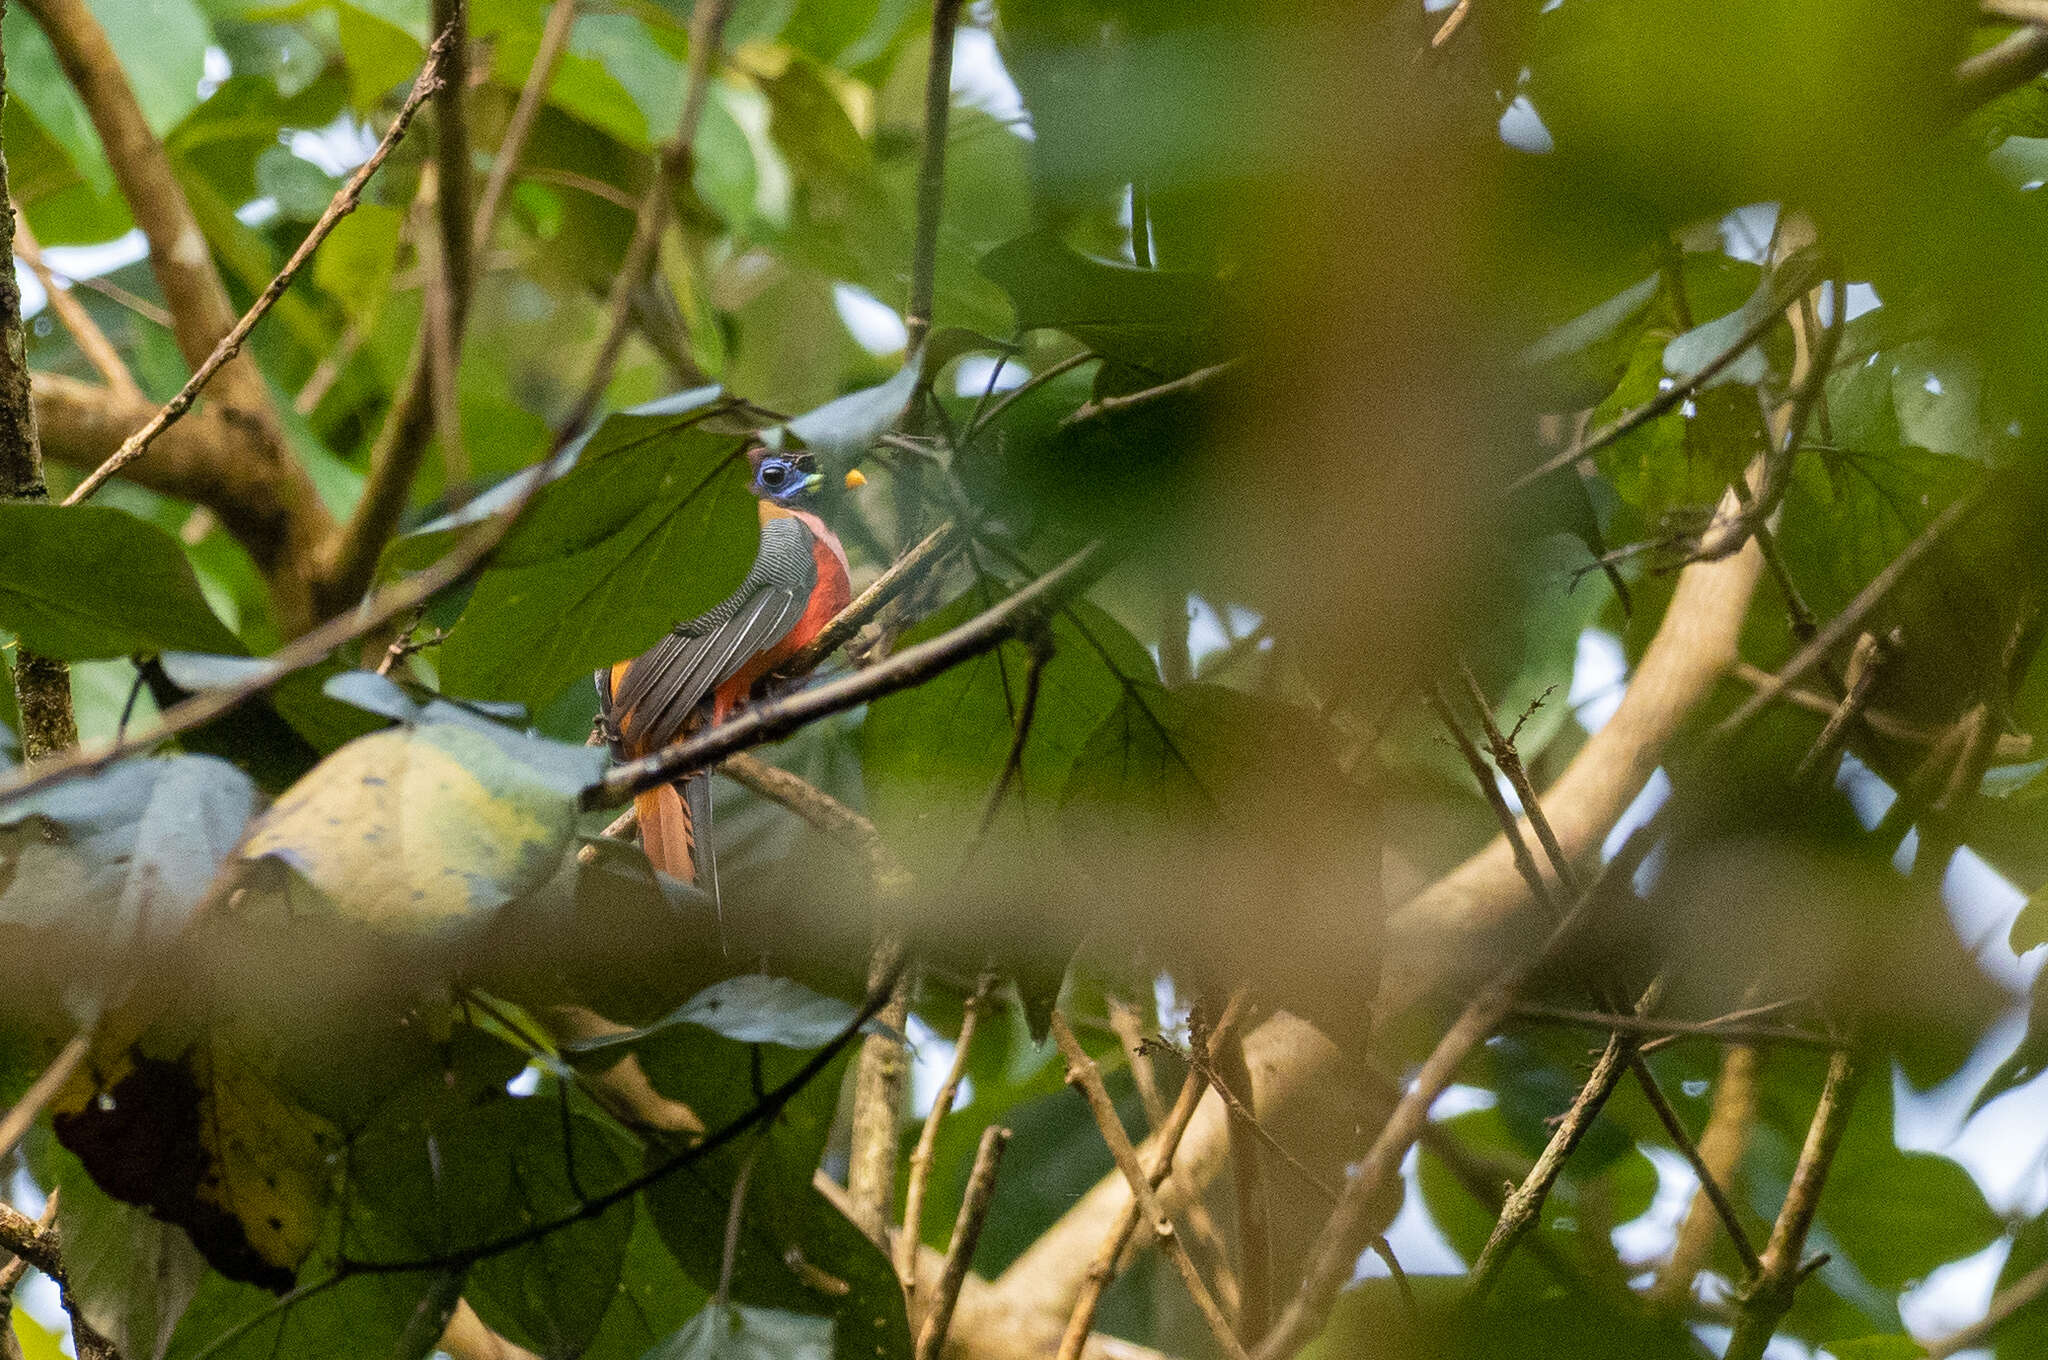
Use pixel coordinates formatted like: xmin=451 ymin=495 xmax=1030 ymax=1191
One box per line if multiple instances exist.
xmin=635 ymin=781 xmax=699 ymax=883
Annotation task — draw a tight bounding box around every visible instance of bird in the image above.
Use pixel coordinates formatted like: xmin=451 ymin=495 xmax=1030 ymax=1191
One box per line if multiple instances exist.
xmin=596 ymin=446 xmax=857 ymax=891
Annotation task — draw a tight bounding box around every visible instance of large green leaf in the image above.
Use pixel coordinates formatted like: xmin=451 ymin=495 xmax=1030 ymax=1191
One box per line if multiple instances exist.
xmin=979 ymin=229 xmax=1239 ymax=378
xmin=435 ymin=399 xmax=759 ymax=710
xmin=239 ymin=723 xmax=603 ymax=943
xmin=0 ymin=504 xmax=246 ymax=660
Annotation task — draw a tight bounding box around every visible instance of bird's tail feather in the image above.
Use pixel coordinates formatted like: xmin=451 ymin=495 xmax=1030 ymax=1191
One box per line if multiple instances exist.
xmin=635 ymin=781 xmax=698 ymax=883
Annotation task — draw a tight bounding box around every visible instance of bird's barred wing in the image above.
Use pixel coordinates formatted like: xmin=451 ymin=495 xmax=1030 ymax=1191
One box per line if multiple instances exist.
xmin=598 ymin=518 xmax=819 ymax=754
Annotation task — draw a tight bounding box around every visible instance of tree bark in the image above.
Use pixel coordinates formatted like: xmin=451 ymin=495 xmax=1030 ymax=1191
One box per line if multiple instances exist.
xmin=0 ymin=2 xmax=78 ymax=762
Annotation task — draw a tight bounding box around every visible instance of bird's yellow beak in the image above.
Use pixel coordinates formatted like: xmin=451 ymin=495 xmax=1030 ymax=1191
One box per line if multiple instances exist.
xmin=843 ymin=468 xmax=869 ymax=489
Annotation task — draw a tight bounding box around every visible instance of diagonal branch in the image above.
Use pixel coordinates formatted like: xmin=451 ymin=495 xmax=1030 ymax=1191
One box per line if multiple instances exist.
xmin=19 ymin=0 xmax=335 ymax=631
xmin=60 ymin=28 xmax=451 ymax=507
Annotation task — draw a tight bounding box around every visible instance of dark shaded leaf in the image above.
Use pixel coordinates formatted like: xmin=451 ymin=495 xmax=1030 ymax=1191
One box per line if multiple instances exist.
xmin=0 ymin=504 xmax=245 ymax=660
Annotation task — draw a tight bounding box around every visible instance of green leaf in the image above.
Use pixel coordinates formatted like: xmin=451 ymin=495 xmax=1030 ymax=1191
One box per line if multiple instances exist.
xmin=860 ymin=592 xmax=1155 ymax=866
xmin=774 ymin=353 xmax=921 ymax=463
xmin=435 ymin=400 xmax=758 ymax=711
xmin=979 ymin=229 xmax=1239 ymax=378
xmin=239 ymin=723 xmax=601 ymax=941
xmin=89 ymin=0 xmax=212 ymax=136
xmin=651 ymin=1304 xmax=833 ymax=1360
xmin=565 ymin=976 xmax=863 ymax=1062
xmin=0 ymin=755 xmax=258 ymax=987
xmin=351 ymin=1067 xmax=634 ymax=1358
xmin=0 ymin=504 xmax=246 ymax=660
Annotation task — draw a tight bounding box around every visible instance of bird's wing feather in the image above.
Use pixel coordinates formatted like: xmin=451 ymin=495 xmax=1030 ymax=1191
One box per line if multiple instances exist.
xmin=601 ymin=518 xmax=819 ymax=753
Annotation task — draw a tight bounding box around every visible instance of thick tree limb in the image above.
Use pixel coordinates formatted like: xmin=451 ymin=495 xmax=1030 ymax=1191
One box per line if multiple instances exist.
xmin=19 ymin=0 xmax=334 ymax=633
xmin=60 ymin=29 xmax=450 ymax=507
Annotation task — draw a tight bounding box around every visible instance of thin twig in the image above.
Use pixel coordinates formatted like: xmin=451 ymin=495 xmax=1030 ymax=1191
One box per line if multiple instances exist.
xmin=1468 ymin=1028 xmax=1633 ymax=1299
xmin=1721 ymin=1048 xmax=1862 ymax=1360
xmin=1438 ymin=678 xmax=1764 ymax=1276
xmin=1922 ymin=1244 xmax=2048 ymax=1358
xmin=0 ymin=390 xmax=627 ymax=808
xmin=1650 ymin=1043 xmax=1761 ymax=1310
xmin=1251 ymin=813 xmax=1666 ymax=1360
xmin=901 ymin=975 xmax=993 ymax=1294
xmin=1213 ymin=1025 xmax=1271 ymax=1345
xmin=472 ymin=0 xmax=578 ymax=254
xmin=12 ymin=211 xmax=139 ymax=399
xmin=1507 ymin=1002 xmax=1831 ymax=1051
xmin=915 ymin=1125 xmax=1010 ymax=1360
xmin=558 ymin=0 xmax=734 ymax=438
xmin=1050 ymin=1014 xmax=1252 ymax=1360
xmin=1504 ymin=252 xmax=1827 ymax=496
xmin=846 ymin=946 xmax=911 ymax=1244
xmin=713 ymin=1140 xmax=761 ymax=1309
xmin=425 ymin=0 xmax=474 ymax=487
xmin=781 ymin=520 xmax=965 ymax=675
xmin=904 ymin=0 xmax=965 ymax=351
xmin=1714 ymin=482 xmax=1990 ymax=739
xmin=60 ymin=27 xmax=453 ymax=507
xmin=1059 ymin=357 xmax=1243 ymax=429
xmin=964 ymin=350 xmax=1097 ymax=443
xmin=0 ymin=1034 xmax=89 ymax=1163
xmin=1056 ymin=992 xmax=1249 ymax=1360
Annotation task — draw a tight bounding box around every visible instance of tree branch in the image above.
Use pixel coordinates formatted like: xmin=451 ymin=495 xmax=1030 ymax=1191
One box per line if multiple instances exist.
xmin=902 ymin=975 xmax=993 ymax=1299
xmin=18 ymin=0 xmax=335 ymax=633
xmin=60 ymin=27 xmax=451 ymax=506
xmin=916 ymin=1125 xmax=1010 ymax=1360
xmin=904 ymin=0 xmax=964 ymax=351
xmin=556 ymin=0 xmax=734 ymax=439
xmin=586 ymin=544 xmax=1104 ymax=808
xmin=0 ymin=45 xmax=76 ymax=763
xmin=12 ymin=210 xmax=138 ymax=400
xmin=1721 ymin=1048 xmax=1862 ymax=1360
xmin=781 ymin=520 xmax=965 ymax=676
xmin=1050 ymin=1014 xmax=1251 ymax=1360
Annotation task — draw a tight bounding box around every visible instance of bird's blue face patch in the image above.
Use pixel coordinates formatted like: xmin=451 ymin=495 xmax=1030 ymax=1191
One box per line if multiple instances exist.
xmin=752 ymin=454 xmax=819 ymax=504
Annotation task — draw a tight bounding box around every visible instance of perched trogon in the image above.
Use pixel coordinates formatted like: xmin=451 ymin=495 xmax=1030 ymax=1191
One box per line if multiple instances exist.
xmin=596 ymin=447 xmax=855 ymax=888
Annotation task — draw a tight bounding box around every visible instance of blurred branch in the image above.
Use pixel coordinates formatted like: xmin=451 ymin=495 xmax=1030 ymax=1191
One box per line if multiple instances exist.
xmin=916 ymin=1125 xmax=1010 ymax=1360
xmin=557 ymin=0 xmax=733 ymax=439
xmin=905 ymin=0 xmax=965 ymax=351
xmin=846 ymin=945 xmax=910 ymax=1244
xmin=1050 ymin=1014 xmax=1252 ymax=1360
xmin=1730 ymin=662 xmax=2034 ymax=758
xmin=902 ymin=975 xmax=993 ymax=1299
xmin=472 ymin=0 xmax=578 ymax=253
xmin=1721 ymin=1048 xmax=1862 ymax=1360
xmin=1957 ymin=7 xmax=2048 ymax=107
xmin=425 ymin=0 xmax=473 ymax=488
xmin=716 ymin=751 xmax=907 ymax=889
xmin=60 ymin=31 xmax=450 ymax=507
xmin=0 ymin=1189 xmax=58 ymax=1300
xmin=0 ymin=1034 xmax=88 ymax=1163
xmin=1922 ymin=1239 xmax=2048 ymax=1358
xmin=1649 ymin=1044 xmax=1761 ymax=1310
xmin=18 ymin=0 xmax=336 ymax=632
xmin=12 ymin=210 xmax=138 ymax=400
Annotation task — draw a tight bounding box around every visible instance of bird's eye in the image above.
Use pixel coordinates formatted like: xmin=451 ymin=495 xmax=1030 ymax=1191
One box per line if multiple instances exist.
xmin=760 ymin=462 xmax=788 ymax=489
